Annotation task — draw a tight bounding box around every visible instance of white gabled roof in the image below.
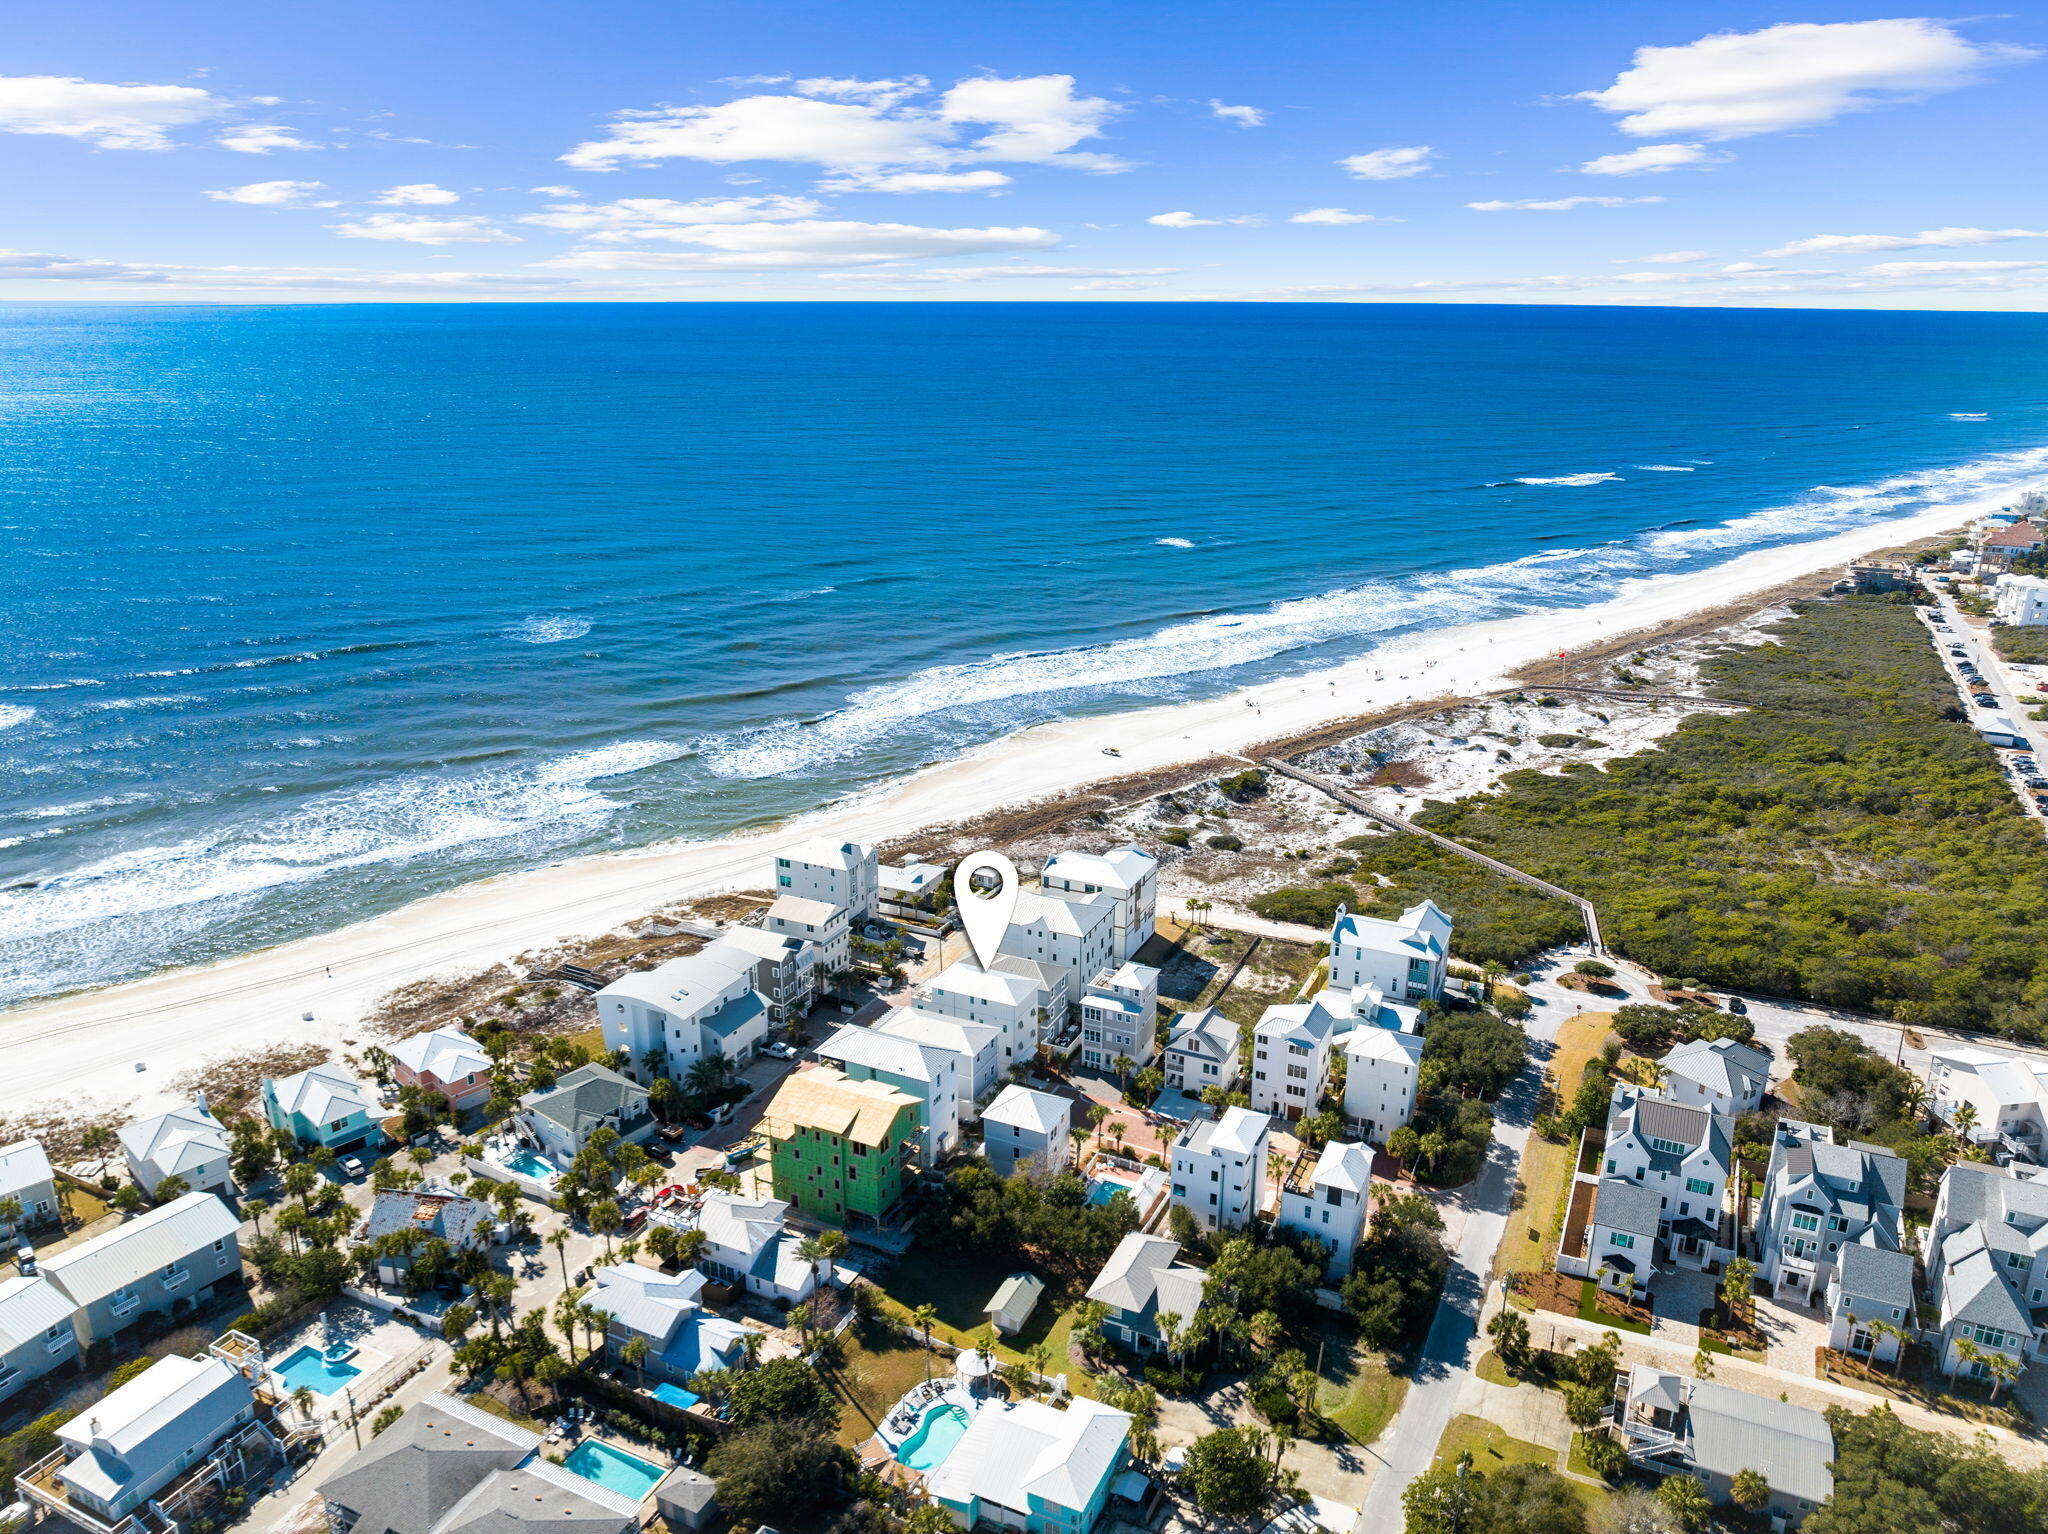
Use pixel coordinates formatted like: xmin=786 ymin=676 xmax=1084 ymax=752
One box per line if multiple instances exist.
xmin=1934 ymin=1046 xmax=2048 ymax=1108
xmin=1011 ymin=889 xmax=1115 ymax=939
xmin=695 ymin=1191 xmax=789 ymax=1263
xmin=391 ymin=1027 xmax=492 ymax=1081
xmin=1310 ymin=1142 xmax=1372 ymax=1195
xmin=119 ymin=1102 xmax=229 ymax=1177
xmin=981 ymin=1084 xmax=1071 ymax=1137
xmin=1345 ymin=1026 xmax=1423 ymax=1066
xmin=0 ymin=1274 xmax=73 ymax=1350
xmin=923 ymin=959 xmax=1042 ymax=1010
xmin=0 ymin=1139 xmax=54 ymax=1201
xmin=597 ymin=946 xmax=756 ymax=1016
xmin=928 ymin=1396 xmax=1131 ymax=1517
xmin=767 ymin=894 xmax=840 ymax=928
xmin=1329 ymin=899 xmax=1450 ymax=959
xmin=269 ymin=1062 xmax=373 ymax=1124
xmin=780 ymin=837 xmax=872 ymax=871
xmin=819 ymin=1023 xmax=953 ymax=1086
xmin=874 ymin=1008 xmax=999 ymax=1062
xmin=57 ymin=1354 xmax=252 ymax=1506
xmin=1040 ymin=845 xmax=1157 ymax=894
xmin=42 ymin=1192 xmax=239 ymax=1308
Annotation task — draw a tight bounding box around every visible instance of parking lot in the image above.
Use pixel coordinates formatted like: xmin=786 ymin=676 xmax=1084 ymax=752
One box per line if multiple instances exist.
xmin=1921 ymin=590 xmax=2048 ymax=822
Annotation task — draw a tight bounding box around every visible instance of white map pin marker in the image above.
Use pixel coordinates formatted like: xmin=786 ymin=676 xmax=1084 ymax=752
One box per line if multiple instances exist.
xmin=954 ymin=850 xmax=1020 ymax=972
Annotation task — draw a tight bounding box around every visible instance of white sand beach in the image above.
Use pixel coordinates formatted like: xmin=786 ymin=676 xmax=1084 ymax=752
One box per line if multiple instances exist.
xmin=0 ymin=499 xmax=1990 ymax=1117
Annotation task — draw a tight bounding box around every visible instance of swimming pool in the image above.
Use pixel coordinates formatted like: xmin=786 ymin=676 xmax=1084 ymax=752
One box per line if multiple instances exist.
xmin=560 ymin=1441 xmax=667 ymax=1502
xmin=1086 ymin=1176 xmax=1136 ymax=1208
xmin=896 ymin=1402 xmax=972 ymax=1472
xmin=652 ymin=1382 xmax=701 ymax=1410
xmin=272 ymin=1344 xmax=362 ymax=1397
xmin=497 ymin=1147 xmax=558 ymax=1182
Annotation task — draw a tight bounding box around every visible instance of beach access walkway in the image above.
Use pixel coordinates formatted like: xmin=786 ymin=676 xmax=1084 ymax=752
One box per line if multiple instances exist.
xmin=1259 ymin=757 xmax=1605 ymax=950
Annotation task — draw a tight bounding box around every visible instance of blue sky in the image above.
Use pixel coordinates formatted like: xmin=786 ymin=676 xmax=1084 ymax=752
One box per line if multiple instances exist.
xmin=4 ymin=1 xmax=2046 ymax=304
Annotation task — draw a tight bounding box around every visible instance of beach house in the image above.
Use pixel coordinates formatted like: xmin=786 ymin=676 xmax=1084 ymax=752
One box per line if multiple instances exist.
xmin=389 ymin=1027 xmax=494 ymax=1114
xmin=358 ymin=1185 xmax=492 ymax=1288
xmin=41 ymin=1354 xmax=261 ymax=1528
xmin=1327 ymin=900 xmax=1451 ymax=1001
xmin=1000 ymin=890 xmax=1118 ymax=1012
xmin=1995 ymin=572 xmax=2048 ymax=626
xmin=583 ymin=1263 xmax=751 ymax=1384
xmin=1339 ymin=986 xmax=1425 ymax=1142
xmin=1924 ymin=1161 xmax=2048 ymax=1379
xmin=1929 ymin=1045 xmax=2048 ymax=1161
xmin=41 ymin=1192 xmax=243 ymax=1345
xmin=1274 ymin=1141 xmax=1371 ymax=1277
xmin=1249 ymin=991 xmax=1347 ymax=1120
xmin=760 ymin=1067 xmax=920 ymax=1227
xmin=516 ymin=1064 xmax=653 ymax=1166
xmin=1599 ymin=1086 xmax=1734 ymax=1269
xmin=873 ymin=1007 xmax=1003 ymax=1100
xmin=1037 ymin=845 xmax=1159 ymax=962
xmin=926 ymin=1396 xmax=1132 ymax=1534
xmin=1570 ymin=1178 xmax=1664 ymax=1296
xmin=1169 ymin=1106 xmax=1269 ymax=1231
xmin=0 ymin=1275 xmax=78 ymax=1405
xmin=1827 ymin=1241 xmax=1916 ymax=1366
xmin=1756 ymin=1120 xmax=1906 ymax=1306
xmin=818 ymin=1022 xmax=964 ymax=1160
xmin=1654 ymin=1037 xmax=1771 ymax=1116
xmin=980 ymin=1085 xmax=1073 ymax=1178
xmin=1161 ymin=1007 xmax=1240 ymax=1097
xmin=119 ymin=1098 xmax=233 ymax=1201
xmin=320 ymin=1394 xmax=641 ymax=1534
xmin=773 ymin=838 xmax=878 ymax=923
xmin=1078 ymin=962 xmax=1159 ymax=1076
xmin=766 ymin=893 xmax=849 ymax=991
xmin=1616 ymin=1366 xmax=1833 ymax=1526
xmin=596 ymin=944 xmax=771 ymax=1086
xmin=713 ymin=922 xmax=819 ymax=1026
xmin=0 ymin=1140 xmax=61 ymax=1243
xmin=1084 ymin=1233 xmax=1208 ymax=1353
xmin=692 ymin=1190 xmax=817 ymax=1305
xmin=919 ymin=957 xmax=1051 ymax=1073
xmin=261 ymin=1063 xmax=379 ymax=1153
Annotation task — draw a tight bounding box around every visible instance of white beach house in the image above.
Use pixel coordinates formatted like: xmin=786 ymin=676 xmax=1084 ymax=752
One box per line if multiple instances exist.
xmin=774 ymin=838 xmax=878 ymax=922
xmin=1275 ymin=1141 xmax=1371 ymax=1276
xmin=1079 ymin=961 xmax=1159 ymax=1075
xmin=597 ymin=943 xmax=771 ymax=1085
xmin=1169 ymin=1106 xmax=1269 ymax=1231
xmin=980 ymin=1085 xmax=1073 ymax=1178
xmin=919 ymin=957 xmax=1051 ymax=1073
xmin=1327 ymin=900 xmax=1451 ymax=1000
xmin=1037 ymin=845 xmax=1159 ymax=961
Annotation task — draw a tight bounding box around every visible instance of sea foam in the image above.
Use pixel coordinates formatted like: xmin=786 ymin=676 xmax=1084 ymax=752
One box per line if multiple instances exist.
xmin=506 ymin=615 xmax=594 ymax=644
xmin=0 ymin=705 xmax=34 ymax=730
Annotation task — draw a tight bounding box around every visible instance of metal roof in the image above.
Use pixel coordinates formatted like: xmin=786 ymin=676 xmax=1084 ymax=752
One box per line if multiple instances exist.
xmin=42 ymin=1192 xmax=239 ymax=1308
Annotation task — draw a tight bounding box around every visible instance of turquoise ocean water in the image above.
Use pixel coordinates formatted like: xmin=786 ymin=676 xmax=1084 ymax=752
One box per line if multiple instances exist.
xmin=3 ymin=301 xmax=2047 ymax=1006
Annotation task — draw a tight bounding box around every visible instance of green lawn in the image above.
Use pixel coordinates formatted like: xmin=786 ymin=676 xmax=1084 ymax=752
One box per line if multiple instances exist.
xmin=1474 ymin=1349 xmax=1518 ymax=1387
xmin=869 ymin=1251 xmax=1093 ymax=1395
xmin=1313 ymin=1324 xmax=1406 ymax=1445
xmin=1566 ymin=1433 xmax=1617 ymax=1489
xmin=820 ymin=1320 xmax=939 ymax=1447
xmin=1433 ymin=1414 xmax=1556 ymax=1474
xmin=1576 ymin=1279 xmax=1652 ymax=1335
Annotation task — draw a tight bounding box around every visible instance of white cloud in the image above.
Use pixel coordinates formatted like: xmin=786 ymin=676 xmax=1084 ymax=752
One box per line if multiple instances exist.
xmin=529 ymin=185 xmax=579 ymax=196
xmin=1288 ymin=208 xmax=1379 ymax=225
xmin=1626 ymin=250 xmax=1710 ymax=263
xmin=1578 ymin=143 xmax=1721 ymax=176
xmin=1764 ymin=226 xmax=2048 ymax=257
xmin=331 ymin=213 xmax=520 ymax=245
xmin=376 ymin=183 xmax=461 ymax=205
xmin=561 ymin=73 xmax=1125 ymax=176
xmin=1209 ymin=100 xmax=1264 ymax=127
xmin=1862 ymin=259 xmax=2048 ymax=278
xmin=0 ymin=74 xmax=224 ymax=150
xmin=538 ymin=219 xmax=1059 ymax=270
xmin=817 ymin=168 xmax=1013 ymax=193
xmin=1341 ymin=145 xmax=1433 ymax=180
xmin=520 ymin=195 xmax=825 ymax=233
xmin=794 ymin=76 xmax=929 ymax=108
xmin=0 ymin=246 xmax=638 ymax=294
xmin=204 ymin=180 xmax=325 ymax=205
xmin=1467 ymin=195 xmax=1662 ymax=211
xmin=938 ymin=74 xmax=1125 ymax=169
xmin=824 ymin=264 xmax=1180 ymax=285
xmin=1148 ymin=210 xmax=1262 ymax=228
xmin=217 ymin=123 xmax=319 ymax=154
xmin=1576 ymin=20 xmax=2032 ymax=141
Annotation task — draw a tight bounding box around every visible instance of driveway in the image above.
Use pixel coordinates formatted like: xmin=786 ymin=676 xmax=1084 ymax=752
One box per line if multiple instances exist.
xmin=1755 ymin=1289 xmax=1832 ymax=1378
xmin=1648 ymin=1265 xmax=1717 ymax=1350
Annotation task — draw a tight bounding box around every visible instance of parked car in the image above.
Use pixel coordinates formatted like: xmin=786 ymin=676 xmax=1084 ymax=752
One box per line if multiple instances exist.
xmin=340 ymin=1156 xmax=366 ymax=1178
xmin=2028 ymin=777 xmax=2048 ymax=790
xmin=1726 ymin=997 xmax=1748 ymax=1015
xmin=1977 ymin=696 xmax=1999 ymax=708
xmin=762 ymin=1039 xmax=798 ymax=1060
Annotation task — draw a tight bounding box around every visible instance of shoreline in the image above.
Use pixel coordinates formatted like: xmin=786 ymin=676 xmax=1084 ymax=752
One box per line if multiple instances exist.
xmin=0 ymin=498 xmax=1991 ymax=1117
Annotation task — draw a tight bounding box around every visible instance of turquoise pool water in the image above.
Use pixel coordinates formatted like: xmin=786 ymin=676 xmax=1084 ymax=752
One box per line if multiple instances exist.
xmin=1086 ymin=1177 xmax=1134 ymax=1208
xmin=897 ymin=1403 xmax=972 ymax=1472
xmin=273 ymin=1344 xmax=362 ymax=1396
xmin=499 ymin=1148 xmax=557 ymax=1182
xmin=652 ymin=1382 xmax=701 ymax=1410
xmin=561 ymin=1441 xmax=666 ymax=1501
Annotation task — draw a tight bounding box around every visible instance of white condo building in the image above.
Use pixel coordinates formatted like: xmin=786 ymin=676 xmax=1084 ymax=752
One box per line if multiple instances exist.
xmin=980 ymin=1085 xmax=1074 ymax=1178
xmin=1000 ymin=889 xmax=1118 ymax=1006
xmin=1342 ymin=987 xmax=1425 ymax=1143
xmin=1080 ymin=962 xmax=1160 ymax=1075
xmin=1994 ymin=572 xmax=2048 ymax=627
xmin=874 ymin=1007 xmax=1004 ymax=1100
xmin=919 ymin=957 xmax=1051 ymax=1073
xmin=773 ymin=838 xmax=878 ymax=922
xmin=1170 ymin=1106 xmax=1270 ymax=1231
xmin=596 ymin=942 xmax=771 ymax=1084
xmin=1275 ymin=1141 xmax=1371 ymax=1276
xmin=1037 ymin=845 xmax=1159 ymax=961
xmin=1929 ymin=1046 xmax=2048 ymax=1160
xmin=1328 ymin=900 xmax=1451 ymax=1001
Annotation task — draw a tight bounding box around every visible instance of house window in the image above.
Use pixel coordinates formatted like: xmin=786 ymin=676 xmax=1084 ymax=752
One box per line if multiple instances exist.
xmin=1684 ymin=1178 xmax=1713 ymax=1196
xmin=1647 ymin=1137 xmax=1688 ymax=1156
xmin=1610 ymin=1233 xmax=1635 ymax=1249
xmin=1791 ymin=1213 xmax=1820 ymax=1232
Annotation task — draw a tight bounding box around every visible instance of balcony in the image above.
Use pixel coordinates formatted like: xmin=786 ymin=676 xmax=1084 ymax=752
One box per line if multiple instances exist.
xmin=108 ymin=1294 xmax=142 ymax=1320
xmin=161 ymin=1268 xmax=190 ymax=1292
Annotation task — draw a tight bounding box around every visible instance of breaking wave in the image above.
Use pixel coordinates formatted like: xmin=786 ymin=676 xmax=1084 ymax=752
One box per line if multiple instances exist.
xmin=504 ymin=615 xmax=594 ymax=644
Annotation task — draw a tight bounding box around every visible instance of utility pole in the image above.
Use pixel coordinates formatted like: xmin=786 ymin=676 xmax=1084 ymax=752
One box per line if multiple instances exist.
xmin=345 ymin=1386 xmax=362 ymax=1449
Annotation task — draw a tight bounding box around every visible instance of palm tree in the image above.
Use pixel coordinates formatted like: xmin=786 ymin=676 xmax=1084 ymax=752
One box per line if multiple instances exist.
xmin=621 ymin=1337 xmax=651 ymax=1388
xmin=738 ymin=1330 xmax=764 ymax=1370
xmin=80 ymin=1124 xmax=118 ymax=1177
xmin=362 ymin=1045 xmax=394 ymax=1085
xmin=1897 ymin=1078 xmax=1931 ymax=1123
xmin=1730 ymin=1468 xmax=1770 ymax=1513
xmin=913 ymin=1303 xmax=939 ymax=1381
xmin=1952 ymin=1335 xmax=1984 ymax=1383
xmin=548 ymin=1228 xmax=571 ymax=1287
xmin=1156 ymin=1311 xmax=1182 ymax=1368
xmin=590 ymin=1200 xmax=623 ymax=1260
xmin=1111 ymin=1056 xmax=1135 ymax=1092
xmin=1984 ymin=1349 xmax=2024 ymax=1402
xmin=796 ymin=1229 xmax=846 ymax=1294
xmin=1952 ymin=1102 xmax=1979 ymax=1146
xmin=291 ymin=1385 xmax=316 ymax=1421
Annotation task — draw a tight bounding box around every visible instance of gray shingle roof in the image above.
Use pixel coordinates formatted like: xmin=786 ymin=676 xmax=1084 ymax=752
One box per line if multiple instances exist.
xmin=520 ymin=1064 xmax=648 ymax=1138
xmin=1593 ymin=1177 xmax=1663 ymax=1239
xmin=320 ymin=1394 xmax=537 ymax=1534
xmin=1835 ymin=1241 xmax=1914 ymax=1311
xmin=432 ymin=1458 xmax=640 ymax=1534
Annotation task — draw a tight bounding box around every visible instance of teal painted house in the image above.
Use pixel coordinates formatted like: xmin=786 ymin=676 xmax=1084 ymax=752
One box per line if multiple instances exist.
xmin=925 ymin=1396 xmax=1131 ymax=1534
xmin=262 ymin=1062 xmax=379 ymax=1152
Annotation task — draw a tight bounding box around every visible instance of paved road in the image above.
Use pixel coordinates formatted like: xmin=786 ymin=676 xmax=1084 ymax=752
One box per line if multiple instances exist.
xmin=1350 ymin=952 xmax=1572 ymax=1531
